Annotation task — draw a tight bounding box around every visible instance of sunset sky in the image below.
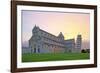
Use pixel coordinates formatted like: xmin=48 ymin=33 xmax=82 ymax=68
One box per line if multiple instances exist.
xmin=22 ymin=10 xmax=90 ymax=49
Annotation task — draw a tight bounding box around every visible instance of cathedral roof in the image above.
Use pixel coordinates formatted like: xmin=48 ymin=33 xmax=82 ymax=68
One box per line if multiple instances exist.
xmin=58 ymin=32 xmax=64 ymax=38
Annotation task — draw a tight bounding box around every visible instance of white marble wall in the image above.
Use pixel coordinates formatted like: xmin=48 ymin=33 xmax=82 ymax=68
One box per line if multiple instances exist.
xmin=29 ymin=26 xmax=81 ymax=53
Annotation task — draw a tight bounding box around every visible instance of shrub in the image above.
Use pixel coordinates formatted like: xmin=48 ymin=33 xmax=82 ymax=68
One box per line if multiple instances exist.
xmin=81 ymin=49 xmax=87 ymax=53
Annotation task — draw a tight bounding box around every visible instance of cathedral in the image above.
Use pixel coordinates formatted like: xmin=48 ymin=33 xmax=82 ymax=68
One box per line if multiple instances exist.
xmin=29 ymin=25 xmax=82 ymax=53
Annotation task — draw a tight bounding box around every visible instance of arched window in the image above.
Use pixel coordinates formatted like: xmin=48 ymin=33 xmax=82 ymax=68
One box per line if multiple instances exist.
xmin=38 ymin=48 xmax=40 ymax=53
xmin=34 ymin=48 xmax=36 ymax=53
xmin=38 ymin=46 xmax=40 ymax=53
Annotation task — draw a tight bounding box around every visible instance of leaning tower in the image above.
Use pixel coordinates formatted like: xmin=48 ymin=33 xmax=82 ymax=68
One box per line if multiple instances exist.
xmin=76 ymin=35 xmax=82 ymax=53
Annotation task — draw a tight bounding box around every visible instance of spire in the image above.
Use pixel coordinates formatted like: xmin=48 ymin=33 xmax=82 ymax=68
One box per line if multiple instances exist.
xmin=58 ymin=32 xmax=64 ymax=37
xmin=58 ymin=32 xmax=64 ymax=40
xmin=33 ymin=24 xmax=37 ymax=30
xmin=32 ymin=25 xmax=40 ymax=30
xmin=34 ymin=24 xmax=36 ymax=27
xmin=32 ymin=24 xmax=40 ymax=35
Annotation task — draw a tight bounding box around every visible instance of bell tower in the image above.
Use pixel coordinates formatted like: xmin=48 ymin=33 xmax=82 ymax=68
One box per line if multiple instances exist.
xmin=76 ymin=35 xmax=82 ymax=53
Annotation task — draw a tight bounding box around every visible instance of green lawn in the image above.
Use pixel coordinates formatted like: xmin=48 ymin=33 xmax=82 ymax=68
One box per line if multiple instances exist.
xmin=22 ymin=53 xmax=90 ymax=62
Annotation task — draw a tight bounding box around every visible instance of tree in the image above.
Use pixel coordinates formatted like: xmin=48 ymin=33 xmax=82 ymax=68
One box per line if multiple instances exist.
xmin=81 ymin=49 xmax=87 ymax=53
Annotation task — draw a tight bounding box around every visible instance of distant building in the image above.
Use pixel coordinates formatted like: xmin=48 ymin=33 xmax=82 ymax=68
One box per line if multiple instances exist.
xmin=28 ymin=26 xmax=82 ymax=53
xmin=76 ymin=35 xmax=82 ymax=52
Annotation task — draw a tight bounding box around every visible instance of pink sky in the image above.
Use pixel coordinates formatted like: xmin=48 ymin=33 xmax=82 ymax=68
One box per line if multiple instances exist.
xmin=22 ymin=10 xmax=90 ymax=49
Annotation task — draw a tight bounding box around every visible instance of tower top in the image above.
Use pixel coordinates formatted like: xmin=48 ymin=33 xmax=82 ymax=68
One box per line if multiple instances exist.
xmin=32 ymin=25 xmax=39 ymax=30
xmin=32 ymin=25 xmax=40 ymax=34
xmin=77 ymin=34 xmax=82 ymax=39
xmin=58 ymin=32 xmax=64 ymax=40
xmin=58 ymin=32 xmax=64 ymax=37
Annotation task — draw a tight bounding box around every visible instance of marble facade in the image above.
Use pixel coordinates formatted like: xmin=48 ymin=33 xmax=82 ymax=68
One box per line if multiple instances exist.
xmin=29 ymin=26 xmax=82 ymax=53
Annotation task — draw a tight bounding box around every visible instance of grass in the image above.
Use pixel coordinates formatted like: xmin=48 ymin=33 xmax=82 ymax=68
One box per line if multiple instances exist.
xmin=22 ymin=53 xmax=90 ymax=62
